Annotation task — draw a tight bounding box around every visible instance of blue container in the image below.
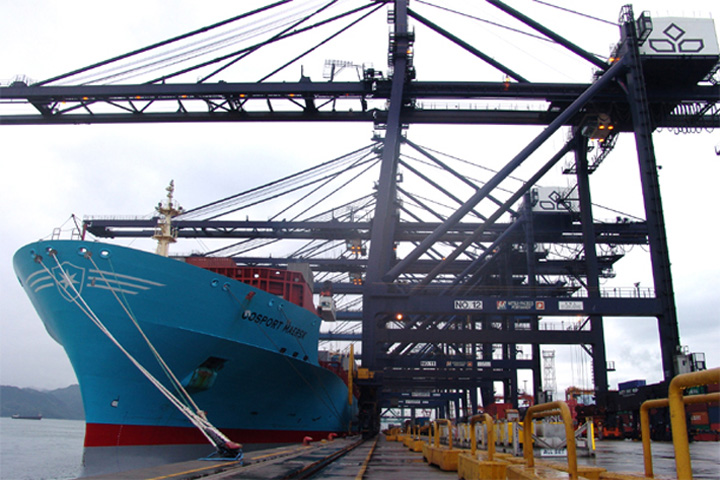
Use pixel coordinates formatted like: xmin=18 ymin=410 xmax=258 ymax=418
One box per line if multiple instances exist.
xmin=618 ymin=379 xmax=646 ymax=391
xmin=708 ymin=405 xmax=719 ymax=424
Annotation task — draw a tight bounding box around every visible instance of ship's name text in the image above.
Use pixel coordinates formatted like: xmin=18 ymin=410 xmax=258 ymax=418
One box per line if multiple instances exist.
xmin=241 ymin=310 xmax=307 ymax=339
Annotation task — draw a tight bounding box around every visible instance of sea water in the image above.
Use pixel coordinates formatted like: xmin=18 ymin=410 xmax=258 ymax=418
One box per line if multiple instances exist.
xmin=0 ymin=418 xmax=84 ymax=480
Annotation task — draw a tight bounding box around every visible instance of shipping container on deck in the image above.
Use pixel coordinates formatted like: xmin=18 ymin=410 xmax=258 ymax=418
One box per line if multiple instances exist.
xmin=184 ymin=257 xmax=316 ymax=314
xmin=485 ymin=403 xmax=513 ymax=420
xmin=618 ymin=379 xmax=646 ymax=391
xmin=709 ymin=405 xmax=719 ymax=424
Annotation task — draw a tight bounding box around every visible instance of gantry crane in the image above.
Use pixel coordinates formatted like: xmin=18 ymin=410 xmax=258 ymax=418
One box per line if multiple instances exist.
xmin=2 ymin=0 xmax=718 ymax=433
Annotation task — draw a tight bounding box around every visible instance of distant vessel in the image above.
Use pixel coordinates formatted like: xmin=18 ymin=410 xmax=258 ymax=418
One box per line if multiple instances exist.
xmin=11 ymin=414 xmax=42 ymax=420
xmin=12 ymin=184 xmax=356 ymax=474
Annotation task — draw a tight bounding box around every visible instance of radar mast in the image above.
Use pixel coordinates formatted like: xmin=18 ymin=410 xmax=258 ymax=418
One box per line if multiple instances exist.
xmin=153 ymin=180 xmax=183 ymax=257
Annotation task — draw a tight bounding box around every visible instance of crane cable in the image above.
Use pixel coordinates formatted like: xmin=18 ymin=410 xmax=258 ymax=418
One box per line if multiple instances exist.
xmin=35 ymin=0 xmax=293 ymax=86
xmin=531 ymin=1 xmax=617 ymax=27
xmin=270 ymin=152 xmax=379 ymax=221
xmin=85 ymin=253 xmax=200 ymax=413
xmin=412 ymin=143 xmax=646 ymax=221
xmin=77 ymin=10 xmax=308 ymax=86
xmin=179 ymin=142 xmax=379 ymax=220
xmin=202 ymin=0 xmax=343 ymax=83
xmin=112 ymin=0 xmax=338 ymax=85
xmin=415 ymin=0 xmax=551 ymax=42
xmin=37 ymin=250 xmax=242 ymax=458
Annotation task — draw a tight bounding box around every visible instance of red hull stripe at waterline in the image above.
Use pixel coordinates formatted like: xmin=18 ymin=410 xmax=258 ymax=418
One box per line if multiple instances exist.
xmin=84 ymin=423 xmax=339 ymax=447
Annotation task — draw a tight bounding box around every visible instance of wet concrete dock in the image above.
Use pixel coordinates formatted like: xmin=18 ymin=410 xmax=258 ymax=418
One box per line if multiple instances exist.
xmin=80 ymin=436 xmax=454 ymax=480
xmin=578 ymin=440 xmax=720 ymax=479
xmin=80 ymin=436 xmax=720 ymax=480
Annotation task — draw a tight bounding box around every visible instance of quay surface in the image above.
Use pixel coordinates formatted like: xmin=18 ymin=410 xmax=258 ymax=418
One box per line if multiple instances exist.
xmin=79 ymin=436 xmax=720 ymax=480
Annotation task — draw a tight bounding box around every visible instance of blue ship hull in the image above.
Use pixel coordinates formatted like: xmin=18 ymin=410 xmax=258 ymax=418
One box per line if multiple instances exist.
xmin=13 ymin=240 xmax=356 ymax=474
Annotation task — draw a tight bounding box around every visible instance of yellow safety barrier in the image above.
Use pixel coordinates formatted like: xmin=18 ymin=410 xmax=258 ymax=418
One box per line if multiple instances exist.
xmin=348 ymin=344 xmax=354 ymax=407
xmin=384 ymin=426 xmax=400 ymax=442
xmin=403 ymin=425 xmax=416 ymax=448
xmin=598 ymin=367 xmax=720 ymax=480
xmin=422 ymin=423 xmax=433 ymax=462
xmin=472 ymin=414 xmax=496 ymax=460
xmin=423 ymin=418 xmax=465 ymax=471
xmin=409 ymin=425 xmax=430 ymax=452
xmin=458 ymin=414 xmax=509 ymax=480
xmin=507 ymin=401 xmax=579 ymax=480
xmin=668 ymin=368 xmax=720 ymax=480
xmin=386 ymin=425 xmax=409 ymax=443
xmin=640 ymin=392 xmax=719 ymax=478
xmin=394 ymin=425 xmax=411 ymax=445
xmin=534 ymin=418 xmax=605 ymax=479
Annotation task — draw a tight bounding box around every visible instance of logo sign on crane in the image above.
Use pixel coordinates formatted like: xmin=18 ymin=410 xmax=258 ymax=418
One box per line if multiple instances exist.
xmin=641 ymin=17 xmax=719 ymax=56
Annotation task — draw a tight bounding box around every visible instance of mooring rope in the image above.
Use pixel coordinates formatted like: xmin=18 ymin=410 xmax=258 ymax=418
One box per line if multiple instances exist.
xmin=36 ymin=250 xmax=241 ymax=457
xmin=85 ymin=253 xmax=201 ymax=415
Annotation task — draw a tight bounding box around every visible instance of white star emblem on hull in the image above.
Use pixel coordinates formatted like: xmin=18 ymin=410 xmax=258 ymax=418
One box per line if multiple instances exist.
xmin=51 ymin=262 xmax=86 ymax=302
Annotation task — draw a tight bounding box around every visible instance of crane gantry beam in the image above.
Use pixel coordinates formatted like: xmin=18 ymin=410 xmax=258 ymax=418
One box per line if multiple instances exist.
xmin=1 ymin=79 xmax=717 ymax=127
xmin=82 ymin=217 xmax=648 ymax=243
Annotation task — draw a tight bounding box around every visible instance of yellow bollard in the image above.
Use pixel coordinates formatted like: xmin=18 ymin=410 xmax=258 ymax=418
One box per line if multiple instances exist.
xmin=410 ymin=425 xmax=429 ymax=452
xmin=385 ymin=426 xmax=399 ymax=442
xmin=507 ymin=401 xmax=579 ymax=480
xmin=426 ymin=418 xmax=464 ymax=471
xmin=469 ymin=414 xmax=496 ymax=460
xmin=403 ymin=424 xmax=415 ymax=448
xmin=523 ymin=403 xmax=576 ymax=474
xmin=458 ymin=414 xmax=509 ymax=480
xmin=396 ymin=424 xmax=411 ymax=445
xmin=422 ymin=421 xmax=435 ymax=463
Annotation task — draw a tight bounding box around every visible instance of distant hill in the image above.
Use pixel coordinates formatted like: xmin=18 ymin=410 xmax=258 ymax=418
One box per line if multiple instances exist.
xmin=1 ymin=384 xmax=84 ymax=420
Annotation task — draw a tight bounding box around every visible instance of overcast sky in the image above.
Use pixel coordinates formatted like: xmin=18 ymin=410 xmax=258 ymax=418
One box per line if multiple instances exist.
xmin=1 ymin=0 xmax=718 ymax=398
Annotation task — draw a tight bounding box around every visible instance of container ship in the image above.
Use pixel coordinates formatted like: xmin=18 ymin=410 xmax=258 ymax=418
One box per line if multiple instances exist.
xmin=12 ymin=187 xmax=357 ymax=475
xmin=11 ymin=414 xmax=43 ymax=420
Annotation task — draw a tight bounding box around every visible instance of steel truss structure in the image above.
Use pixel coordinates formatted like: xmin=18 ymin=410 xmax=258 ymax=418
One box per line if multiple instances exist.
xmin=2 ymin=0 xmax=718 ymax=432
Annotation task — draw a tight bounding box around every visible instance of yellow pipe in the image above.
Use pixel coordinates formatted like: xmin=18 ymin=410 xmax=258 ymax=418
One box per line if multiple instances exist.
xmin=640 ymin=397 xmax=670 ymax=478
xmin=649 ymin=367 xmax=720 ymax=480
xmin=668 ymin=368 xmax=720 ymax=480
xmin=468 ymin=413 xmax=495 ymax=460
xmin=522 ymin=409 xmax=560 ymax=466
xmin=434 ymin=418 xmax=453 ymax=449
xmin=522 ymin=401 xmax=578 ymax=480
xmin=348 ymin=344 xmax=354 ymax=406
xmin=420 ymin=423 xmax=433 ymax=445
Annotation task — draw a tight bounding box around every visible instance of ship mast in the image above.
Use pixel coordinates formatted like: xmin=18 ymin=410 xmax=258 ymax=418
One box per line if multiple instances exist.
xmin=153 ymin=180 xmax=183 ymax=257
